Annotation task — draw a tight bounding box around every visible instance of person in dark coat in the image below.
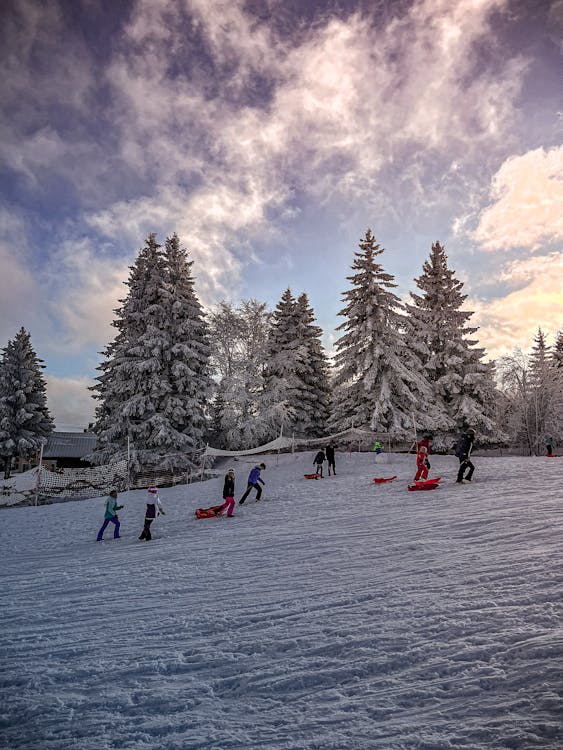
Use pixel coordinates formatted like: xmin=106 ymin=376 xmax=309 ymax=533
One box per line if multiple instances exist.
xmin=216 ymin=468 xmax=236 ymax=517
xmin=239 ymin=463 xmax=266 ymax=504
xmin=313 ymin=449 xmax=325 ymax=478
xmin=455 ymin=428 xmax=475 ymax=483
xmin=325 ymin=443 xmax=336 ymax=475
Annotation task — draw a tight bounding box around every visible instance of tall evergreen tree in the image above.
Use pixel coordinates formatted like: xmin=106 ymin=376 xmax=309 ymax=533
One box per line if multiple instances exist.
xmin=552 ymin=330 xmax=563 ymax=369
xmin=91 ymin=233 xmax=211 ymax=471
xmin=292 ymin=293 xmax=331 ymax=437
xmin=261 ymin=288 xmax=304 ymax=439
xmin=0 ymin=328 xmax=54 ymax=477
xmin=405 ymin=241 xmax=499 ymax=445
xmin=331 ymin=229 xmax=428 ymax=438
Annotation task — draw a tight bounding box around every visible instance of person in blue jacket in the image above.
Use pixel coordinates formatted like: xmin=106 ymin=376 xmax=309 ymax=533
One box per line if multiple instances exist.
xmin=97 ymin=490 xmax=123 ymax=541
xmin=238 ymin=463 xmax=266 ymax=504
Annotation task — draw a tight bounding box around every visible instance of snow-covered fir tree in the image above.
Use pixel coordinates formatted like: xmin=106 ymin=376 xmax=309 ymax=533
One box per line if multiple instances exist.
xmin=91 ymin=233 xmax=211 ymax=472
xmin=331 ymin=229 xmax=430 ymax=439
xmin=0 ymin=328 xmax=53 ymax=477
xmin=529 ymin=328 xmax=562 ymax=452
xmin=208 ymin=299 xmax=271 ymax=450
xmin=261 ymin=288 xmax=306 ymax=440
xmin=405 ymin=240 xmax=500 ymax=447
xmin=552 ymin=330 xmax=563 ymax=369
xmin=292 ymin=293 xmax=331 ymax=438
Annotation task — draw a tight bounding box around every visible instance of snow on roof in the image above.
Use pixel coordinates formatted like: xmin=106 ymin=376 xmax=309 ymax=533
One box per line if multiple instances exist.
xmin=42 ymin=431 xmax=97 ymax=459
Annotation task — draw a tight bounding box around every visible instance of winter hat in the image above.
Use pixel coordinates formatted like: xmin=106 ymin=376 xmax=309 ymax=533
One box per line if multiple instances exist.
xmin=227 ymin=468 xmax=235 ymax=475
xmin=419 ymin=445 xmax=427 ymax=454
xmin=147 ymin=487 xmax=158 ymax=494
xmin=260 ymin=463 xmax=266 ymax=469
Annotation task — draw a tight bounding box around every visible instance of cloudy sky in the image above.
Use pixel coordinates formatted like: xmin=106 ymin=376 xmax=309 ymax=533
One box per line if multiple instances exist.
xmin=1 ymin=0 xmax=562 ymax=429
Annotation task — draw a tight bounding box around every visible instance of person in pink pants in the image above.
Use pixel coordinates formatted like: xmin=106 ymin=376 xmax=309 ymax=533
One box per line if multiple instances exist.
xmin=217 ymin=468 xmax=235 ymax=517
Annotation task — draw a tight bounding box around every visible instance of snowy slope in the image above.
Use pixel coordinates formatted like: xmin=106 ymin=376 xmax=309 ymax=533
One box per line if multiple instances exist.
xmin=2 ymin=452 xmax=563 ymax=750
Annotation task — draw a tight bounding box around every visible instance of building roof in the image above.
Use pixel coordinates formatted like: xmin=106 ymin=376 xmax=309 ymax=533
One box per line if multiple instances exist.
xmin=42 ymin=431 xmax=97 ymax=459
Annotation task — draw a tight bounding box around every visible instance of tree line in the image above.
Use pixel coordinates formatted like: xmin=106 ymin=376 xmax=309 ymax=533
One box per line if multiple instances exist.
xmin=1 ymin=230 xmax=561 ymax=476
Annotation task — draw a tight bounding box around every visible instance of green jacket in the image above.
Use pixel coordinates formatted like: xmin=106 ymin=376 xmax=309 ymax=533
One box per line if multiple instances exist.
xmin=104 ymin=496 xmax=121 ymax=519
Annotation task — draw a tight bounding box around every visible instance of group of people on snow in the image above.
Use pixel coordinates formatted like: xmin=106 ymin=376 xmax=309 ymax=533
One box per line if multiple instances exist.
xmin=96 ymin=429 xmax=484 ymax=541
xmin=312 ymin=443 xmax=336 ymax=478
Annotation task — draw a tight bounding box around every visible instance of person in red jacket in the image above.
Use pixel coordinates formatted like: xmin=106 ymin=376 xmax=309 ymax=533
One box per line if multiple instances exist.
xmin=414 ymin=445 xmax=429 ymax=481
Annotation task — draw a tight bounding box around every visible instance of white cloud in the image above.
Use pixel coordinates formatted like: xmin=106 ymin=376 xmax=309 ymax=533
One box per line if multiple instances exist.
xmin=44 ymin=239 xmax=130 ymax=350
xmin=45 ymin=374 xmax=96 ymax=430
xmin=473 ymin=146 xmax=563 ymax=251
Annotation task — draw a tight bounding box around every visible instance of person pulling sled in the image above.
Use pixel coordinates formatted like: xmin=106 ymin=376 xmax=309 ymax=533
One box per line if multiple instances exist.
xmin=216 ymin=468 xmax=236 ymax=517
xmin=313 ymin=449 xmax=326 ymax=478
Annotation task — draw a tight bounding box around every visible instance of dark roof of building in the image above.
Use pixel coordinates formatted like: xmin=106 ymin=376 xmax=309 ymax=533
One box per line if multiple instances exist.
xmin=43 ymin=431 xmax=97 ymax=459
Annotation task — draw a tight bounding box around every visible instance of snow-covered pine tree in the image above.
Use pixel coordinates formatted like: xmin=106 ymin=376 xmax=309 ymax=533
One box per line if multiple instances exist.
xmin=552 ymin=330 xmax=563 ymax=369
xmin=292 ymin=293 xmax=331 ymax=438
xmin=261 ymin=288 xmax=305 ymax=440
xmin=405 ymin=241 xmax=500 ymax=447
xmin=162 ymin=233 xmax=212 ymax=461
xmin=91 ymin=233 xmax=211 ymax=472
xmin=331 ymin=229 xmax=429 ymax=439
xmin=0 ymin=328 xmax=54 ymax=478
xmin=529 ymin=327 xmax=562 ymax=453
xmin=208 ymin=299 xmax=271 ymax=450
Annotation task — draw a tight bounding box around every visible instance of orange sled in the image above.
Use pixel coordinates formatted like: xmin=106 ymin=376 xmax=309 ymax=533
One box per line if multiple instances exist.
xmin=373 ymin=476 xmax=397 ymax=484
xmin=408 ymin=482 xmax=440 ymax=491
xmin=195 ymin=504 xmax=224 ymax=519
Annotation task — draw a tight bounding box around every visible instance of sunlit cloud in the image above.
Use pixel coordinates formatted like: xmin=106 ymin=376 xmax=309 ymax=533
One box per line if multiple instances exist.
xmin=473 ymin=146 xmax=563 ymax=251
xmin=469 ymin=254 xmax=563 ymax=359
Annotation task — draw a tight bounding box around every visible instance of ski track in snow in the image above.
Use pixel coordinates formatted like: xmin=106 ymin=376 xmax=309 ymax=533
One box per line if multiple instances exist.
xmin=1 ymin=453 xmax=563 ymax=749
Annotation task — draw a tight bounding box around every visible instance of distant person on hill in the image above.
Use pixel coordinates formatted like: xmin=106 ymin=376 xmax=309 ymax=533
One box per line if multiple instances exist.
xmin=373 ymin=440 xmax=383 ymax=455
xmin=97 ymin=490 xmax=123 ymax=541
xmin=325 ymin=442 xmax=336 ymax=475
xmin=139 ymin=486 xmax=165 ymax=541
xmin=546 ymin=437 xmax=554 ymax=456
xmin=313 ymin=449 xmax=326 ymax=478
xmin=414 ymin=445 xmax=429 ymax=481
xmin=454 ymin=428 xmax=475 ymax=484
xmin=216 ymin=468 xmax=236 ymax=517
xmin=239 ymin=463 xmax=266 ymax=504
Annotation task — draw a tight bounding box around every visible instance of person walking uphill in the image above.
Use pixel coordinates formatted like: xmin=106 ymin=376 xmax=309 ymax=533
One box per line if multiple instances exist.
xmin=313 ymin=449 xmax=326 ymax=478
xmin=217 ymin=468 xmax=236 ymax=517
xmin=239 ymin=463 xmax=266 ymax=504
xmin=97 ymin=490 xmax=123 ymax=541
xmin=455 ymin=428 xmax=475 ymax=484
xmin=139 ymin=486 xmax=165 ymax=541
xmin=325 ymin=443 xmax=336 ymax=475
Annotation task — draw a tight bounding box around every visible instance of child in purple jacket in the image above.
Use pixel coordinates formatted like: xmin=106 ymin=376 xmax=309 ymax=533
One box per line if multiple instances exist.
xmin=238 ymin=463 xmax=266 ymax=504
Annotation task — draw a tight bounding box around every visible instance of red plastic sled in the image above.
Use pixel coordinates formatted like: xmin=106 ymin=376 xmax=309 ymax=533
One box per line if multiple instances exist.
xmin=408 ymin=482 xmax=440 ymax=491
xmin=195 ymin=504 xmax=224 ymax=519
xmin=304 ymin=473 xmax=319 ymax=479
xmin=373 ymin=476 xmax=397 ymax=484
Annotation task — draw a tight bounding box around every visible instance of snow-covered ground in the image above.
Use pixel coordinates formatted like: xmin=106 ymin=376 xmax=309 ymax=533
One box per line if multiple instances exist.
xmin=2 ymin=451 xmax=563 ymax=750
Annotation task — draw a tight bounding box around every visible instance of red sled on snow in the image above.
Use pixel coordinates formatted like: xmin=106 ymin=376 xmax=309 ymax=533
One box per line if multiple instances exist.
xmin=373 ymin=476 xmax=397 ymax=484
xmin=304 ymin=473 xmax=319 ymax=479
xmin=195 ymin=504 xmax=224 ymax=519
xmin=408 ymin=477 xmax=441 ymax=492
